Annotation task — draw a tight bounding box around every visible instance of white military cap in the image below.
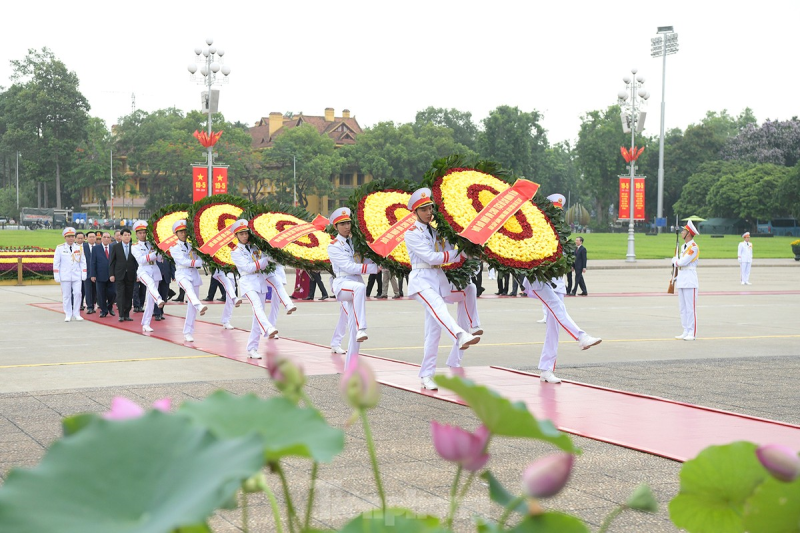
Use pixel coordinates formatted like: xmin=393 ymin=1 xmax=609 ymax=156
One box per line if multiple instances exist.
xmin=408 ymin=188 xmax=434 ymax=211
xmin=62 ymin=227 xmax=76 ymax=237
xmin=229 ymin=219 xmax=250 ymax=235
xmin=547 ymin=193 xmax=566 ymax=209
xmin=742 ymin=231 xmax=750 ymax=238
xmin=684 ymin=220 xmax=700 ymax=236
xmin=132 ymin=220 xmax=148 ymax=233
xmin=172 ymin=220 xmax=188 ymax=234
xmin=330 ymin=207 xmax=351 ymax=225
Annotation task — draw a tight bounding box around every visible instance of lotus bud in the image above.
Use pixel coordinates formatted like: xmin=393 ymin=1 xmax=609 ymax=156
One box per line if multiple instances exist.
xmin=756 ymin=444 xmax=800 ymax=482
xmin=522 ymin=453 xmax=575 ymax=498
xmin=431 ymin=422 xmax=490 ymax=472
xmin=242 ymin=471 xmax=268 ymax=493
xmin=340 ymin=359 xmax=381 ymax=410
xmin=266 ymin=353 xmax=306 ymax=396
xmin=103 ymin=396 xmax=171 ymax=420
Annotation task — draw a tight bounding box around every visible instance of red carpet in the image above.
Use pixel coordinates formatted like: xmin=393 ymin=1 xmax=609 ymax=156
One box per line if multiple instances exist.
xmin=32 ymin=302 xmax=800 ymax=462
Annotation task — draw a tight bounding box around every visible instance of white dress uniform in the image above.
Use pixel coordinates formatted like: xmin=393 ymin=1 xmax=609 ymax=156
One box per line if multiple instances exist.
xmin=212 ymin=269 xmax=241 ymax=328
xmin=404 ymin=189 xmax=479 ymax=386
xmin=738 ymin=233 xmax=753 ymax=285
xmin=673 ymin=225 xmax=700 ymax=340
xmin=53 ymin=228 xmax=87 ymax=321
xmin=229 ymin=220 xmax=278 ymax=358
xmin=328 ymin=207 xmax=379 ymax=369
xmin=131 ymin=222 xmax=165 ymax=331
xmin=168 ymin=220 xmax=208 ymax=340
xmin=267 ymin=263 xmax=296 ymax=328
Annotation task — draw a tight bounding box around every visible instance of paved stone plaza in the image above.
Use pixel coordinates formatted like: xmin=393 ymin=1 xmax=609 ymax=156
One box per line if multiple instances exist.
xmin=1 ymin=258 xmax=798 ymax=531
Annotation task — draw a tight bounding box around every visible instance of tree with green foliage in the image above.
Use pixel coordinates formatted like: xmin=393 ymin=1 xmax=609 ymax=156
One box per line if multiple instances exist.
xmin=479 ymin=105 xmax=547 ymax=180
xmin=66 ymin=117 xmax=113 ymax=214
xmin=536 ymin=141 xmax=581 ymax=201
xmin=414 ymin=107 xmax=479 ymax=151
xmin=1 ymin=48 xmax=90 ymax=209
xmin=673 ymin=161 xmax=752 ymax=219
xmin=707 ymin=163 xmax=792 ymax=223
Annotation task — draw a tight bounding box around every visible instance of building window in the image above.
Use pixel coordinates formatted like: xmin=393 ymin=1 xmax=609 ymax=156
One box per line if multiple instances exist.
xmin=357 ymin=173 xmax=366 ymax=185
xmin=339 ymin=173 xmax=353 ymax=186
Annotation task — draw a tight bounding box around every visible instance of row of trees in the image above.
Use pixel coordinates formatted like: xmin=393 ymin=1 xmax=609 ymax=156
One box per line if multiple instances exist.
xmin=1 ymin=48 xmax=798 ymax=228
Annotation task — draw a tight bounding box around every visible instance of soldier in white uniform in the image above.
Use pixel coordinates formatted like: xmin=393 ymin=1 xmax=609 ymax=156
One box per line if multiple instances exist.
xmin=330 ymin=303 xmax=349 ymax=355
xmin=229 ymin=220 xmax=278 ymax=359
xmin=266 ymin=263 xmax=296 ymax=336
xmin=738 ymin=231 xmax=753 ymax=285
xmin=673 ymin=220 xmax=700 ymax=341
xmin=404 ymin=188 xmax=480 ymax=390
xmin=169 ymin=220 xmax=209 ymax=342
xmin=131 ymin=221 xmax=166 ymax=333
xmin=53 ymin=227 xmax=87 ymax=322
xmin=525 ymin=194 xmax=601 ymax=383
xmin=211 ymin=267 xmax=242 ymax=330
xmin=327 ymin=207 xmax=379 ymax=369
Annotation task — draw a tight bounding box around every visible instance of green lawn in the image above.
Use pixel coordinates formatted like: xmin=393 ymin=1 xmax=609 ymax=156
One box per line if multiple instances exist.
xmin=0 ymin=229 xmax=796 ymax=259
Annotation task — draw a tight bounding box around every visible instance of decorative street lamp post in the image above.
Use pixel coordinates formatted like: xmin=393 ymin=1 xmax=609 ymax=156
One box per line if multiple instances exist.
xmin=187 ymin=38 xmax=231 ymax=198
xmin=617 ymin=68 xmax=650 ymax=262
xmin=651 ymin=26 xmax=679 ymax=234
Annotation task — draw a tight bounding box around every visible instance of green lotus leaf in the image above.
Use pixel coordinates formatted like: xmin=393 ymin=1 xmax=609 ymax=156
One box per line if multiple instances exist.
xmin=743 ymin=474 xmax=800 ymax=532
xmin=508 ymin=512 xmax=589 ymax=533
xmin=0 ymin=411 xmax=264 ymax=533
xmin=178 ymin=391 xmax=344 ymax=462
xmin=338 ymin=508 xmax=449 ymax=533
xmin=434 ymin=376 xmax=577 ymax=453
xmin=669 ymin=441 xmax=767 ymax=533
xmin=481 ymin=471 xmax=527 ymax=515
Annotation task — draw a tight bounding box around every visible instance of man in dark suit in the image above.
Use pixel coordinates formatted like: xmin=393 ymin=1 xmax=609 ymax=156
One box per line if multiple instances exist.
xmin=82 ymin=231 xmax=98 ymax=313
xmin=90 ymin=232 xmax=117 ymax=317
xmin=109 ymin=228 xmax=138 ymax=321
xmin=570 ymin=237 xmax=588 ymax=296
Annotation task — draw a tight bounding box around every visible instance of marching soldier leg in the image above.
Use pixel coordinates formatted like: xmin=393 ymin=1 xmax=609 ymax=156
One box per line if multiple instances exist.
xmin=343 ymin=300 xmax=360 ymax=369
xmin=539 ymin=294 xmax=564 ymax=372
xmin=420 ymin=310 xmax=443 ymax=378
xmin=330 ymin=304 xmax=348 ymax=352
xmin=336 ymin=280 xmax=369 ymax=332
xmin=525 ymin=282 xmax=583 ymax=341
xmin=267 ymin=278 xmax=296 ymax=313
xmin=244 ymin=290 xmax=275 ymax=352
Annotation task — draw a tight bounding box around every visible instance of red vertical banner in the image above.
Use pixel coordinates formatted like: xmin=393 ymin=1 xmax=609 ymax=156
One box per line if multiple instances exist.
xmin=619 ymin=177 xmax=645 ymax=220
xmin=192 ymin=167 xmax=208 ymax=202
xmin=212 ymin=167 xmax=228 ymax=195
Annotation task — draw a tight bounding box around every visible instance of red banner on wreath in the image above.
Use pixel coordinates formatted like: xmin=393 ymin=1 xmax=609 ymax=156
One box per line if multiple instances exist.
xmin=458 ymin=179 xmax=540 ymax=246
xmin=618 ymin=177 xmax=645 ymax=220
xmin=198 ymin=226 xmax=236 ymax=256
xmin=269 ymin=215 xmax=330 ymax=249
xmin=368 ymin=212 xmax=417 ymax=258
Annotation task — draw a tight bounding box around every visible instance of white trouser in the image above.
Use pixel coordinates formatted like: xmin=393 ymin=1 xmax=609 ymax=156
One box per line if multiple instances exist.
xmin=335 ymin=280 xmax=369 ymax=369
xmin=678 ymin=288 xmax=697 ymax=337
xmin=444 ymin=284 xmax=481 ymax=369
xmin=740 ymin=262 xmax=751 ymax=283
xmin=213 ymin=271 xmax=237 ymax=324
xmin=538 ymin=292 xmax=565 ymax=371
xmin=541 ymin=303 xmax=548 ymax=321
xmin=267 ymin=277 xmax=293 ymax=326
xmin=331 ymin=303 xmax=349 ymax=348
xmin=413 ymin=287 xmax=468 ymax=378
xmin=138 ymin=271 xmax=161 ymax=327
xmin=177 ymin=279 xmax=203 ymax=335
xmin=61 ymin=280 xmax=82 ymax=318
xmin=243 ymin=290 xmax=275 ymax=353
xmin=524 ymin=282 xmax=584 ymax=343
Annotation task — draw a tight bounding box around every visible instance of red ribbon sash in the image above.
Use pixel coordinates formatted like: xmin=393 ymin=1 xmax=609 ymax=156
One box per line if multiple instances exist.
xmin=368 ymin=212 xmax=417 ymax=257
xmin=199 ymin=227 xmax=235 ymax=255
xmin=157 ymin=235 xmax=179 ymax=252
xmin=458 ymin=179 xmax=540 ymax=246
xmin=268 ymin=215 xmax=330 ymax=249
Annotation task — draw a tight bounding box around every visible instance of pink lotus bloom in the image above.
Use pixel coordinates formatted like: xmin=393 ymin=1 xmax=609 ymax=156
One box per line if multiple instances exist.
xmin=266 ymin=352 xmax=305 ymax=392
xmin=431 ymin=422 xmax=490 ymax=472
xmin=522 ymin=453 xmax=575 ymax=498
xmin=340 ymin=359 xmax=381 ymax=409
xmin=103 ymin=396 xmax=172 ymax=420
xmin=756 ymin=444 xmax=800 ymax=482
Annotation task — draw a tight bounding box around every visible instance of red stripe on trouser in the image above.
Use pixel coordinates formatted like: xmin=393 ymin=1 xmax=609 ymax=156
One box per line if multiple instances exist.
xmin=532 ymin=289 xmax=578 ymax=341
xmin=693 ymin=289 xmax=697 ymax=337
xmin=266 ymin=280 xmax=288 ymax=307
xmin=418 ymin=292 xmax=456 ymax=339
xmin=451 ymin=290 xmax=475 ymax=328
xmin=143 ymin=280 xmax=160 ymax=302
xmin=339 ymin=289 xmax=360 ymax=328
xmin=245 ymin=293 xmax=267 ymax=335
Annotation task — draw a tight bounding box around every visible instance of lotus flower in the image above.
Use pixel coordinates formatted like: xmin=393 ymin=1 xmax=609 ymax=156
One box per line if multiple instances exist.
xmin=103 ymin=396 xmax=171 ymax=420
xmin=756 ymin=444 xmax=800 ymax=482
xmin=431 ymin=422 xmax=490 ymax=471
xmin=266 ymin=352 xmax=306 ymax=394
xmin=340 ymin=359 xmax=380 ymax=410
xmin=522 ymin=453 xmax=575 ymax=498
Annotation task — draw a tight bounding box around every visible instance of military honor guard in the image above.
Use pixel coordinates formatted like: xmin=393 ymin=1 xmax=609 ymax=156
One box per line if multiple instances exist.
xmin=738 ymin=231 xmax=753 ymax=285
xmin=330 ymin=303 xmax=349 ymax=355
xmin=53 ymin=227 xmax=87 ymax=322
xmin=404 ymin=188 xmax=480 ymax=390
xmin=327 ymin=207 xmax=379 ymax=368
xmin=229 ymin=220 xmax=278 ymax=359
xmin=266 ymin=262 xmax=296 ymax=336
xmin=673 ymin=220 xmax=700 ymax=341
xmin=524 ymin=194 xmax=601 ymax=383
xmin=131 ymin=221 xmax=166 ymax=333
xmin=211 ymin=267 xmax=242 ymax=330
xmin=169 ymin=220 xmax=209 ymax=342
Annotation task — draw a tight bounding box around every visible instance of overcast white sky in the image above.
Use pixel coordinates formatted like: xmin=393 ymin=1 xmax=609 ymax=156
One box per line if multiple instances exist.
xmin=3 ymin=1 xmax=797 ymax=145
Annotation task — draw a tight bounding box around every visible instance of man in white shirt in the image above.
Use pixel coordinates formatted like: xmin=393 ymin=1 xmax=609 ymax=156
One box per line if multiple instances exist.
xmin=169 ymin=220 xmax=208 ymax=342
xmin=738 ymin=232 xmax=753 ymax=285
xmin=672 ymin=220 xmax=701 ymax=340
xmin=53 ymin=227 xmax=87 ymax=322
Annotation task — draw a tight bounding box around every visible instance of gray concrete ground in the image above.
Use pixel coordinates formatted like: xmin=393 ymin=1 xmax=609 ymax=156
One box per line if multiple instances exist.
xmin=1 ymin=259 xmax=799 ymax=531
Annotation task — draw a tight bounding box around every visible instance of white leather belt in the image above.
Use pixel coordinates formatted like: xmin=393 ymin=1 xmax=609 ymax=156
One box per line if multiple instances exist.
xmin=412 ymin=263 xmax=440 ymax=270
xmin=177 ymin=266 xmax=199 ymax=270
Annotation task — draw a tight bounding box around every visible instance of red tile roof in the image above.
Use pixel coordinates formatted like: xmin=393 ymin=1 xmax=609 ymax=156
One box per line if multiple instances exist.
xmin=250 ymin=113 xmax=362 ymax=149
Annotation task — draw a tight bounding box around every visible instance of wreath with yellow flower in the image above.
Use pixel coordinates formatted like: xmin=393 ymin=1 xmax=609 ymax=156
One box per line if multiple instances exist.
xmin=248 ymin=203 xmax=333 ymax=274
xmin=187 ymin=194 xmax=250 ymax=272
xmin=147 ymin=203 xmax=190 ymax=261
xmin=349 ymin=179 xmax=480 ymax=289
xmin=423 ymin=155 xmax=574 ymax=283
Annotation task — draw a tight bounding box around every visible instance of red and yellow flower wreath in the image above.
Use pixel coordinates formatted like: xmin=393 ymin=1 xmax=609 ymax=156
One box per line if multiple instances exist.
xmin=249 ymin=205 xmax=333 ymax=273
